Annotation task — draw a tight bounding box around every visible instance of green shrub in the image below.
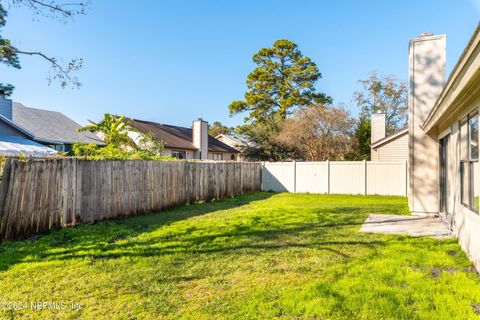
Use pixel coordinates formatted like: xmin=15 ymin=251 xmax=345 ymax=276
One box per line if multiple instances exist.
xmin=71 ymin=143 xmax=174 ymax=161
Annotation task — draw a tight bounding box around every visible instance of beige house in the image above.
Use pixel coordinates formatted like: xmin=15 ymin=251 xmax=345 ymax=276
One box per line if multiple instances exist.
xmin=370 ymin=112 xmax=408 ymax=162
xmin=408 ymin=26 xmax=480 ymax=271
xmin=124 ymin=118 xmax=240 ymax=160
xmin=215 ymin=134 xmax=249 ymax=161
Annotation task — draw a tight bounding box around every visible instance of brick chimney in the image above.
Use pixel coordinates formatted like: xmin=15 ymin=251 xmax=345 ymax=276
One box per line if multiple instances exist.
xmin=192 ymin=118 xmax=208 ymax=160
xmin=408 ymin=32 xmax=446 ymax=214
xmin=371 ymin=112 xmax=386 ymax=143
xmin=0 ymin=91 xmax=13 ymax=120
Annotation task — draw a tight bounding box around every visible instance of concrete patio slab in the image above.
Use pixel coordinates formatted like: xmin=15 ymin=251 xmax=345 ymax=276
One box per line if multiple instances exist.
xmin=359 ymin=214 xmax=453 ymax=239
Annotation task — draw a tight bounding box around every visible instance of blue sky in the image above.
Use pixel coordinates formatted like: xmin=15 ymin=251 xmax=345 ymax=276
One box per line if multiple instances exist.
xmin=1 ymin=0 xmax=479 ymax=127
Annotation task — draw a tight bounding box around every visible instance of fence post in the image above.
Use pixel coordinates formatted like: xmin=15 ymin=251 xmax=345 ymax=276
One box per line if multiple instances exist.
xmin=261 ymin=161 xmax=265 ymax=191
xmin=326 ymin=160 xmax=330 ymax=194
xmin=293 ymin=161 xmax=296 ymax=193
xmin=364 ymin=160 xmax=367 ymax=195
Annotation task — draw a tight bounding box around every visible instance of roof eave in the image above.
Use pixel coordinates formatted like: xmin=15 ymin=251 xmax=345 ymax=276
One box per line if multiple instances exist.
xmin=371 ymin=128 xmax=408 ymax=149
xmin=208 ymin=149 xmax=240 ymax=153
xmin=0 ymin=115 xmax=36 ymax=139
xmin=422 ymin=23 xmax=480 ymax=132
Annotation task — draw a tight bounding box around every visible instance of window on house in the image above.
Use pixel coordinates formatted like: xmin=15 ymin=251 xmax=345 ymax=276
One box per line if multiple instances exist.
xmin=460 ymin=112 xmax=479 ymax=213
xmin=213 ymin=153 xmax=223 ymax=161
xmin=171 ymin=150 xmax=186 ymax=159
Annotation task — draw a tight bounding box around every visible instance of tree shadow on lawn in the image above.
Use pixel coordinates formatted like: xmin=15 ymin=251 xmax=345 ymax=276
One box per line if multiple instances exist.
xmin=0 ymin=192 xmax=275 ymax=272
xmin=10 ymin=204 xmax=424 ymax=266
xmin=1 ymin=192 xmax=458 ymax=279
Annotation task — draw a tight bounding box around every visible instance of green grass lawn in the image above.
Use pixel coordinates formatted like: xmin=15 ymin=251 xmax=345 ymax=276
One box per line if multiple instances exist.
xmin=0 ymin=192 xmax=479 ymax=319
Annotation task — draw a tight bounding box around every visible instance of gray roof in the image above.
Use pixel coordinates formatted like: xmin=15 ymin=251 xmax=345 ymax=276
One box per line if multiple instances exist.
xmin=12 ymin=102 xmax=104 ymax=145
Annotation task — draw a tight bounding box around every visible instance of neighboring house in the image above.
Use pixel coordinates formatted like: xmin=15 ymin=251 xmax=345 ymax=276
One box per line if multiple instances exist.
xmin=0 ymin=94 xmax=104 ymax=155
xmin=125 ymin=117 xmax=240 ymax=160
xmin=0 ymin=135 xmax=57 ymax=157
xmin=370 ymin=113 xmax=408 ymax=162
xmin=407 ymin=26 xmax=480 ymax=271
xmin=215 ymin=134 xmax=249 ymax=161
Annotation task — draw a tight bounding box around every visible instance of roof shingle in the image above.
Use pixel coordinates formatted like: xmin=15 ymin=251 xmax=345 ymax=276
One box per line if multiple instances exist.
xmin=12 ymin=102 xmax=104 ymax=145
xmin=126 ymin=118 xmax=239 ymax=153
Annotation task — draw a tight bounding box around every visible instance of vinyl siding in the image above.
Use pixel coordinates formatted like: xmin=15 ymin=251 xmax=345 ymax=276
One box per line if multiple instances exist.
xmin=375 ymin=132 xmax=409 ymax=162
xmin=0 ymin=120 xmax=30 ymax=138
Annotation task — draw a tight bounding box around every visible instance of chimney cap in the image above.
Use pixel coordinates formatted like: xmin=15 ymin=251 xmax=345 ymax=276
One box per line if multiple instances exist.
xmin=419 ymin=32 xmax=434 ymax=37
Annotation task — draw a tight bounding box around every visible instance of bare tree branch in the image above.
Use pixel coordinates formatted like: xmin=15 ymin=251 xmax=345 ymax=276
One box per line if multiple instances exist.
xmin=13 ymin=48 xmax=82 ymax=88
xmin=7 ymin=0 xmax=88 ymax=20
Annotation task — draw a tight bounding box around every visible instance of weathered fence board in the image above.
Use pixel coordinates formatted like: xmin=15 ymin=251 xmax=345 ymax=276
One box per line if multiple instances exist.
xmin=0 ymin=159 xmax=262 ymax=241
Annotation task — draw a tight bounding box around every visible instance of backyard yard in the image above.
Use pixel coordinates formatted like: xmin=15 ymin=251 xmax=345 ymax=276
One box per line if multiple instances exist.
xmin=0 ymin=192 xmax=479 ymax=319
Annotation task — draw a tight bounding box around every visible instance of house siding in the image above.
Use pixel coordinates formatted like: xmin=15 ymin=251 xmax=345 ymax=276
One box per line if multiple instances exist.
xmin=0 ymin=98 xmax=12 ymax=120
xmin=376 ymin=133 xmax=409 ymax=162
xmin=413 ymin=27 xmax=480 ymax=272
xmin=438 ymin=102 xmax=480 ymax=272
xmin=163 ymin=148 xmax=195 ymax=159
xmin=216 ymin=135 xmax=246 ymax=161
xmin=0 ymin=120 xmax=30 ymax=139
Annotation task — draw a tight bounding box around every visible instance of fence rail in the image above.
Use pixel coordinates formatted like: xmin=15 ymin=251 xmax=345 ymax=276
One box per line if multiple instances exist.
xmin=262 ymin=161 xmax=408 ymax=196
xmin=0 ymin=158 xmax=262 ymax=241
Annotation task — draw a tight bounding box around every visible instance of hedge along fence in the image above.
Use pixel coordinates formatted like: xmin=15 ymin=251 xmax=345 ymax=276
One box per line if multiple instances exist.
xmin=0 ymin=158 xmax=262 ymax=241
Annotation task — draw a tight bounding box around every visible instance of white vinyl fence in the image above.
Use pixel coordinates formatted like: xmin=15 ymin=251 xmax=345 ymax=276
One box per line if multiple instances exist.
xmin=262 ymin=161 xmax=408 ymax=196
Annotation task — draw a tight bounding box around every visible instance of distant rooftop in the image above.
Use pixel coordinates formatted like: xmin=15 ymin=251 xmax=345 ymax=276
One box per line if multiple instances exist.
xmin=12 ymin=102 xmax=104 ymax=145
xmin=126 ymin=118 xmax=239 ymax=153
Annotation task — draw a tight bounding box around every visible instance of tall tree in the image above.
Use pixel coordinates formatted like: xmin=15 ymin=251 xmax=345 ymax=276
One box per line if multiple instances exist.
xmin=354 ymin=71 xmax=407 ymax=134
xmin=230 ymin=39 xmax=331 ymax=161
xmin=236 ymin=119 xmax=298 ymax=161
xmin=229 ymin=39 xmax=331 ymax=121
xmin=208 ymin=121 xmax=233 ymax=137
xmin=0 ymin=0 xmax=86 ymax=96
xmin=345 ymin=115 xmax=371 ymax=160
xmin=276 ymin=105 xmax=355 ymax=161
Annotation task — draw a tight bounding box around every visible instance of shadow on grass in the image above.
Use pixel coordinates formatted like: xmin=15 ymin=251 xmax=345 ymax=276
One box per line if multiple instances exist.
xmin=7 ymin=202 xmax=414 ymax=266
xmin=0 ymin=192 xmax=448 ymax=277
xmin=0 ymin=192 xmax=275 ymax=272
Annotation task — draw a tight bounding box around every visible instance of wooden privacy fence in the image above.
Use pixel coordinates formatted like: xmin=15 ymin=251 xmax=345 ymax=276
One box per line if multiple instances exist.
xmin=262 ymin=161 xmax=408 ymax=196
xmin=0 ymin=158 xmax=262 ymax=241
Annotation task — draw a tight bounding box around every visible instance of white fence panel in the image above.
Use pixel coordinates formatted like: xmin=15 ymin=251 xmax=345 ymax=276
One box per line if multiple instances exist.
xmin=366 ymin=162 xmax=407 ymax=196
xmin=262 ymin=162 xmax=295 ymax=192
xmin=295 ymin=162 xmax=329 ymax=193
xmin=329 ymin=161 xmax=366 ymax=194
xmin=261 ymin=161 xmax=407 ymax=196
